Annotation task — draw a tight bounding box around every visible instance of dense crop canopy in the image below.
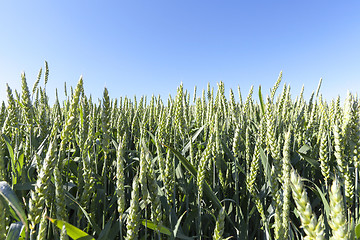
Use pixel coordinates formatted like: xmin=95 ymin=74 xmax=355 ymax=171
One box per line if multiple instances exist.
xmin=0 ymin=67 xmax=359 ymax=239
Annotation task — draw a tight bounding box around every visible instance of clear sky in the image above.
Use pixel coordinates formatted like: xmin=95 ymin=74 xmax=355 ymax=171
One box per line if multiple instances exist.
xmin=1 ymin=1 xmax=360 ymax=104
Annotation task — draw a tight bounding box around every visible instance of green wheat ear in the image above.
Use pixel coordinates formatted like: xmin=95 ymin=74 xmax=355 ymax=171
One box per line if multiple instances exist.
xmin=282 ymin=129 xmax=292 ymax=237
xmin=3 ymin=63 xmax=360 ymax=239
xmin=213 ymin=207 xmax=225 ymax=240
xmin=116 ymin=134 xmax=126 ymax=219
xmin=126 ymin=174 xmax=140 ymax=240
xmin=328 ymin=177 xmax=349 ymax=239
xmin=290 ymin=168 xmax=325 ymax=240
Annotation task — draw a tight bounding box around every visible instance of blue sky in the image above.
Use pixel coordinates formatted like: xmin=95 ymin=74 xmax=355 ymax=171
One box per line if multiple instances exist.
xmin=1 ymin=1 xmax=359 ymax=104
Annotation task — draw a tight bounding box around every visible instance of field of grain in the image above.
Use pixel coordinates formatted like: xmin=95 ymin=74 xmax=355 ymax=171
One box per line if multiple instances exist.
xmin=0 ymin=67 xmax=359 ymax=239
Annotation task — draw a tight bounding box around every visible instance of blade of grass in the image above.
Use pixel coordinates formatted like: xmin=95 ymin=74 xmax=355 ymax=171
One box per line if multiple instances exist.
xmin=5 ymin=221 xmax=24 ymax=240
xmin=47 ymin=217 xmax=95 ymax=240
xmin=164 ymin=144 xmax=238 ymax=232
xmin=64 ymin=189 xmax=102 ymax=233
xmin=173 ymin=211 xmax=192 ymax=240
xmin=0 ymin=181 xmax=28 ymax=231
xmin=181 ymin=125 xmax=206 ymax=155
xmin=302 ymin=179 xmax=330 ymax=219
xmin=2 ymin=134 xmax=17 ymax=185
xmin=141 ymin=219 xmax=172 ymax=236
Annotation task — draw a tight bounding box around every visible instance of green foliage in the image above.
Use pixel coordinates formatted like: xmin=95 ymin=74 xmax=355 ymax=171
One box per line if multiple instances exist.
xmin=48 ymin=217 xmax=94 ymax=240
xmin=1 ymin=66 xmax=360 ymax=239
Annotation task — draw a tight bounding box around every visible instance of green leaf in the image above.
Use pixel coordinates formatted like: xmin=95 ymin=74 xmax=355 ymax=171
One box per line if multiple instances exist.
xmin=298 ymin=144 xmax=311 ymax=155
xmin=164 ymin=144 xmax=238 ymax=231
xmin=297 ymin=145 xmax=320 ymax=169
xmin=1 ymin=134 xmax=14 ymax=162
xmin=302 ymin=178 xmax=330 ymax=220
xmin=0 ymin=181 xmax=28 ymax=231
xmin=164 ymin=144 xmax=197 ymax=177
xmin=97 ymin=217 xmax=113 ymax=240
xmin=221 ymin=140 xmax=246 ymax=175
xmin=181 ymin=125 xmax=206 ymax=155
xmin=13 ymin=183 xmax=35 ymax=191
xmin=296 ymin=151 xmax=320 ymax=169
xmin=47 ymin=217 xmax=95 ymax=240
xmin=64 ymin=189 xmax=102 ymax=233
xmin=170 ymin=145 xmax=214 ymax=206
xmin=6 ymin=222 xmax=24 ymax=240
xmin=16 ymin=153 xmax=24 ymax=178
xmin=356 ymin=223 xmax=360 ymax=239
xmin=2 ymin=134 xmax=17 ymax=184
xmin=259 ymin=147 xmax=271 ymax=186
xmin=141 ymin=220 xmax=172 ymax=236
xmin=312 ymin=183 xmax=330 ymax=220
xmin=173 ymin=211 xmax=192 ymax=240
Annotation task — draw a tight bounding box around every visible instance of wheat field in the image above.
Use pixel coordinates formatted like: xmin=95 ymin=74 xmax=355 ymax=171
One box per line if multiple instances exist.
xmin=0 ymin=64 xmax=359 ymax=239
